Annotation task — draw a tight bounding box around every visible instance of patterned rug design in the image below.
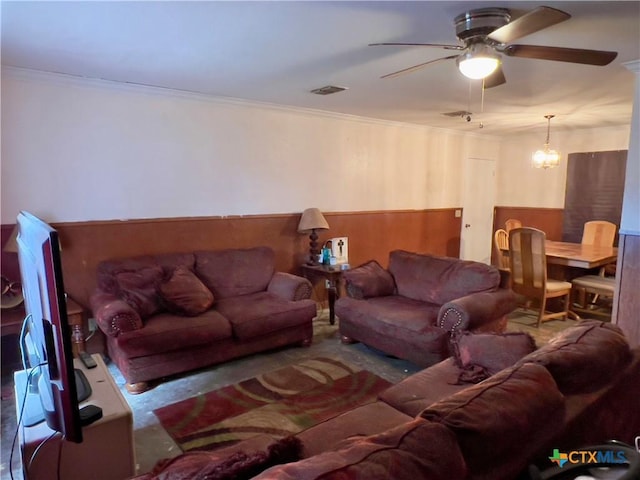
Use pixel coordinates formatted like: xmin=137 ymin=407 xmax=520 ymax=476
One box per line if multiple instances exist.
xmin=153 ymin=357 xmax=392 ymax=452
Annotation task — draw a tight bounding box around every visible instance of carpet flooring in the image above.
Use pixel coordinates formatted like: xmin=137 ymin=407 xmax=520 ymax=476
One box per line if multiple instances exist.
xmin=154 ymin=357 xmax=392 ymax=453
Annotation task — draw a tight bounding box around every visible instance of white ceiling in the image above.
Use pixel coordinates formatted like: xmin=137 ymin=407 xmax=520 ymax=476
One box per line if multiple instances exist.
xmin=2 ymin=1 xmax=639 ymax=136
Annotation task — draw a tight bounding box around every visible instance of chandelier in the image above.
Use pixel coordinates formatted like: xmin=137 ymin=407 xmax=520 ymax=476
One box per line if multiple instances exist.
xmin=532 ymin=115 xmax=560 ymax=169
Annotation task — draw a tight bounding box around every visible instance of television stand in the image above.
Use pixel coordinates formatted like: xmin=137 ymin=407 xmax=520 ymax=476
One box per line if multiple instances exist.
xmin=14 ymin=354 xmax=135 ymax=480
xmin=18 ymin=368 xmax=93 ymax=427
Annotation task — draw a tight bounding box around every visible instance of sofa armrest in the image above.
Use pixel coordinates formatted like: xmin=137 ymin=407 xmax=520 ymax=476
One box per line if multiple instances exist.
xmin=437 ymin=289 xmax=519 ymax=335
xmin=90 ymin=290 xmax=143 ymax=337
xmin=267 ymin=272 xmax=313 ymax=301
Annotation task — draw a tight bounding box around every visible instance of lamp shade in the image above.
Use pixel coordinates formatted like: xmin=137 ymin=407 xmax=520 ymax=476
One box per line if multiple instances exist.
xmin=298 ymin=208 xmax=330 ymax=233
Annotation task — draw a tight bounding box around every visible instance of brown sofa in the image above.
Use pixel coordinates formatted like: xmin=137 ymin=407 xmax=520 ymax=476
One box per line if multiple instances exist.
xmin=90 ymin=246 xmax=317 ymax=393
xmin=335 ymin=250 xmax=519 ymax=366
xmin=137 ymin=320 xmax=640 ymax=479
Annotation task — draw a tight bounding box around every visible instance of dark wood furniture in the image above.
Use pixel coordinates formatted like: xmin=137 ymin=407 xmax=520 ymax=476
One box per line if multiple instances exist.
xmin=1 ymin=297 xmax=85 ymax=354
xmin=1 ymin=305 xmax=27 ymax=375
xmin=300 ymin=264 xmax=349 ymax=325
xmin=1 ymin=305 xmax=26 ymax=338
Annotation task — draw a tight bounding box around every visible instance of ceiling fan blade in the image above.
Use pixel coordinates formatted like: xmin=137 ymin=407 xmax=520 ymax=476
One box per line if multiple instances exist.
xmin=503 ymin=44 xmax=617 ymax=65
xmin=380 ymin=55 xmax=458 ymax=79
xmin=484 ymin=65 xmax=506 ymax=88
xmin=488 ymin=6 xmax=570 ymax=44
xmin=369 ymin=42 xmax=463 ymax=51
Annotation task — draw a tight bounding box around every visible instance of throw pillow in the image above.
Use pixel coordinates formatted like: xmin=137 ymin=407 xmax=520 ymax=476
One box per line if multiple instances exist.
xmin=452 ymin=331 xmax=537 ymax=384
xmin=159 ymin=266 xmax=215 ymax=316
xmin=115 ymin=265 xmax=164 ymax=319
xmin=342 ymin=260 xmax=395 ymax=299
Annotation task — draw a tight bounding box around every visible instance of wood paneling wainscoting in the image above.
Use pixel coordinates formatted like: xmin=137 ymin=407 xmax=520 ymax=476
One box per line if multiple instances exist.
xmin=492 ymin=206 xmax=564 ymax=266
xmin=613 ymin=233 xmax=640 ymax=346
xmin=1 ymin=208 xmax=462 ymax=311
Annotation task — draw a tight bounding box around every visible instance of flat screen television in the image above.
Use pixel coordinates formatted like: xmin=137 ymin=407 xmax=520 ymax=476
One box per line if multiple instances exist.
xmin=16 ymin=211 xmax=92 ymax=443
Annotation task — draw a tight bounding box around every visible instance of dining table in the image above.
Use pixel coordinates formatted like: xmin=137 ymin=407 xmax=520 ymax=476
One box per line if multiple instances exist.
xmin=499 ymin=240 xmax=618 ymax=271
xmin=501 ymin=239 xmax=618 ymax=320
xmin=543 ymin=240 xmax=618 ymax=270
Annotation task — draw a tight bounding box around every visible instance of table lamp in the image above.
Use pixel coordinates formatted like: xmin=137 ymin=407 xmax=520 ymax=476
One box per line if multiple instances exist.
xmin=298 ymin=208 xmax=329 ymax=265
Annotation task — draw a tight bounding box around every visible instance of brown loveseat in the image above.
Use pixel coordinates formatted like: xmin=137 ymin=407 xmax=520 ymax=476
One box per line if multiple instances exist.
xmin=335 ymin=250 xmax=519 ymax=366
xmin=90 ymin=246 xmax=317 ymax=393
xmin=137 ymin=320 xmax=640 ymax=480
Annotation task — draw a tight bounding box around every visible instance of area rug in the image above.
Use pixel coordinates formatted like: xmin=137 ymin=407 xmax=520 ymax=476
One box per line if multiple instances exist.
xmin=153 ymin=357 xmax=392 ymax=453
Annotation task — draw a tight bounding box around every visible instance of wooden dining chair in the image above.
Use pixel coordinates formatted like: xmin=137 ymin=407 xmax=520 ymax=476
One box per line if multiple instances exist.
xmin=505 ymin=218 xmax=522 ymax=232
xmin=509 ymin=227 xmax=572 ymax=327
xmin=494 ymin=229 xmax=510 ymax=270
xmin=572 ymin=220 xmax=617 ymax=308
xmin=581 ymin=220 xmax=617 ymax=247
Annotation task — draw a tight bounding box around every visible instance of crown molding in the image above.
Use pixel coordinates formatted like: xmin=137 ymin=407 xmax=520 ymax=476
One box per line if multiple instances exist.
xmin=2 ymin=65 xmax=494 ymax=139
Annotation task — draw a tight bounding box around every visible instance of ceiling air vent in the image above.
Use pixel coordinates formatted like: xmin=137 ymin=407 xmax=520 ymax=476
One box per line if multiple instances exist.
xmin=310 ymin=85 xmax=348 ymax=95
xmin=442 ymin=110 xmax=472 ymax=117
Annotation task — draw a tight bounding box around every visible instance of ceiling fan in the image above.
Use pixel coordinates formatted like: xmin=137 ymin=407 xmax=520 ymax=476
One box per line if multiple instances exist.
xmin=370 ymin=6 xmax=618 ymax=88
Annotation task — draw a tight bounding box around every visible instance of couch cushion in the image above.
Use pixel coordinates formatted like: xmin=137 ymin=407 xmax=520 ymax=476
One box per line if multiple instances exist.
xmin=254 ymin=419 xmax=467 ymax=480
xmin=113 ymin=309 xmax=232 ymax=358
xmin=337 ymin=295 xmax=440 ymax=333
xmin=342 ymin=260 xmax=395 ymax=299
xmin=420 ymin=362 xmax=565 ymax=480
xmin=195 ymin=247 xmax=275 ymax=299
xmin=519 ymin=320 xmax=632 ymax=395
xmin=115 ymin=264 xmax=164 ymax=319
xmin=379 ymin=358 xmax=469 ymax=417
xmin=159 ymin=266 xmax=215 ymax=316
xmin=336 ymin=295 xmax=446 ymax=347
xmin=452 ymin=331 xmax=537 ymax=383
xmin=215 ymin=292 xmax=317 ymax=341
xmin=296 ymin=401 xmax=413 ymax=458
xmin=559 ymin=350 xmax=640 ymax=449
xmin=388 ymin=250 xmax=500 ymax=305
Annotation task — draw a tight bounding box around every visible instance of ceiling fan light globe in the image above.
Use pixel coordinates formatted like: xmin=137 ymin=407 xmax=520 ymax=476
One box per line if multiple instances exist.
xmin=457 ymin=51 xmax=500 ymax=79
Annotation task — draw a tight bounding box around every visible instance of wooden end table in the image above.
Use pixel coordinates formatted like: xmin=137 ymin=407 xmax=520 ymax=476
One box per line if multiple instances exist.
xmin=300 ymin=263 xmax=349 ymax=325
xmin=1 ymin=297 xmax=85 ymax=354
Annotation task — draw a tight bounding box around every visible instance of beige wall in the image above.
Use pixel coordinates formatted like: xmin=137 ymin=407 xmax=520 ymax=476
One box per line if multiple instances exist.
xmin=0 ymin=66 xmax=632 ymax=225
xmin=497 ymin=125 xmax=631 ymax=208
xmin=1 ymin=67 xmax=501 ymax=224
